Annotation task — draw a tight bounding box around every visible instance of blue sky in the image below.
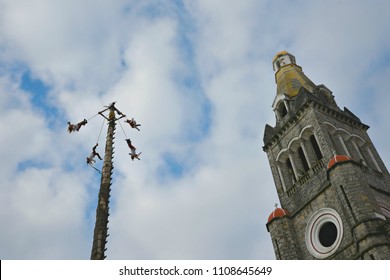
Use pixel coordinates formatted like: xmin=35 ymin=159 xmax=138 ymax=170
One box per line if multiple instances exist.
xmin=1 ymin=0 xmax=390 ymax=260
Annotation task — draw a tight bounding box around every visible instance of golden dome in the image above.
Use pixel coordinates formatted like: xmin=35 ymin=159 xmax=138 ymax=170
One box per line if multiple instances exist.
xmin=272 ymin=50 xmax=290 ymax=63
xmin=272 ymin=51 xmax=316 ymax=99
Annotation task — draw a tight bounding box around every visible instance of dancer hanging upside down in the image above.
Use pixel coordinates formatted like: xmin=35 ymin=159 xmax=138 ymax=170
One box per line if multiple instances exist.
xmin=129 ymin=150 xmax=142 ymax=161
xmin=125 ymin=139 xmax=141 ymax=160
xmin=125 ymin=139 xmax=136 ymax=150
xmin=67 ymin=119 xmax=88 ymax=133
xmin=87 ymin=143 xmax=102 ymax=165
xmin=67 ymin=122 xmax=76 ymax=133
xmin=125 ymin=118 xmax=141 ymax=131
xmin=76 ymin=119 xmax=88 ymax=131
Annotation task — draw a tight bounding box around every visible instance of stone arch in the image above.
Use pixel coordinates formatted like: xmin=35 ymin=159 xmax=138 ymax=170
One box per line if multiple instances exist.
xmin=273 ymin=98 xmax=289 ymax=120
xmin=299 ymin=125 xmax=315 ymax=140
xmin=323 ymin=122 xmax=352 ymax=156
xmin=276 ymin=125 xmax=315 ymax=162
xmin=275 ymin=125 xmax=318 ymax=191
xmin=287 ymin=136 xmax=301 ymax=152
xmin=276 ymin=149 xmax=289 ymax=163
xmin=322 ymin=122 xmax=382 ymax=170
xmin=323 ymin=122 xmax=366 ymax=141
xmin=350 ymin=134 xmax=366 ymax=146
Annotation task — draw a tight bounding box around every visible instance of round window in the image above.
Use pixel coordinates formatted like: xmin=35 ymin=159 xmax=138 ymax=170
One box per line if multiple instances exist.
xmin=319 ymin=222 xmax=337 ymax=247
xmin=305 ymin=208 xmax=343 ymax=259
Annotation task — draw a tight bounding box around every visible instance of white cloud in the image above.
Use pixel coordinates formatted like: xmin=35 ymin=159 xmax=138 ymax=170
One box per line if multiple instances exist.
xmin=0 ymin=0 xmax=129 ymax=91
xmin=0 ymin=75 xmax=94 ymax=259
xmin=0 ymin=167 xmax=92 ymax=259
xmin=0 ymin=0 xmax=389 ymax=260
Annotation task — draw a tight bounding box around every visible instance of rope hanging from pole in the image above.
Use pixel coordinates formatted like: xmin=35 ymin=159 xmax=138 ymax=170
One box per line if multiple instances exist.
xmin=88 ymin=164 xmax=102 ymax=174
xmin=88 ymin=112 xmax=100 ymax=121
xmin=118 ymin=120 xmax=128 ymax=139
xmin=96 ymin=118 xmax=105 ymax=144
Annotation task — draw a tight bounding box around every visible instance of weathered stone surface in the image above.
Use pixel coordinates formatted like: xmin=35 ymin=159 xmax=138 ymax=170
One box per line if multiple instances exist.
xmin=263 ymin=57 xmax=390 ymax=259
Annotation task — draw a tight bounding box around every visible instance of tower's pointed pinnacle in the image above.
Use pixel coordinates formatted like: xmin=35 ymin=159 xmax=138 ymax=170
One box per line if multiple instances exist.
xmin=271 ymin=51 xmax=316 ymax=111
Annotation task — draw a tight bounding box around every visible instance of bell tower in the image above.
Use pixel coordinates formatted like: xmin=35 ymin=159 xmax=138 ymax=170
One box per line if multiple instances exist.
xmin=263 ymin=51 xmax=390 ymax=259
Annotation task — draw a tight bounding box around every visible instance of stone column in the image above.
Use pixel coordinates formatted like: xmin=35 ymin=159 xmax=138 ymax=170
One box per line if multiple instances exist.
xmin=277 ymin=164 xmax=287 ymax=192
xmin=300 ymin=142 xmax=312 ymax=168
xmin=367 ymin=148 xmax=382 ymax=172
xmin=288 ymin=154 xmax=298 ymax=181
xmin=352 ymin=140 xmax=365 ymax=165
xmin=337 ymin=135 xmax=351 ymax=157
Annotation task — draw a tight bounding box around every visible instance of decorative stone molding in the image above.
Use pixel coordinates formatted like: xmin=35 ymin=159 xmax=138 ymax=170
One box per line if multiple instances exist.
xmin=305 ymin=208 xmax=343 ymax=259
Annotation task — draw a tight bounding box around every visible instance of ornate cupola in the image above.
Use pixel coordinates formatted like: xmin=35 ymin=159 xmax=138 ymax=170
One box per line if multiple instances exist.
xmin=271 ymin=51 xmax=316 ymax=116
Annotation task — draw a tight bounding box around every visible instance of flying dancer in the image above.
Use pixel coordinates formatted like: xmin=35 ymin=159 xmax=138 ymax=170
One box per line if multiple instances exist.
xmin=87 ymin=143 xmax=103 ymax=165
xmin=67 ymin=119 xmax=88 ymax=133
xmin=125 ymin=139 xmax=141 ymax=161
xmin=125 ymin=118 xmax=141 ymax=131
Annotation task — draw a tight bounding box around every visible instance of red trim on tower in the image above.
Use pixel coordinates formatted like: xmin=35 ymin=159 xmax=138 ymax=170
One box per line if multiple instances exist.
xmin=268 ymin=208 xmax=290 ymax=223
xmin=327 ymin=155 xmax=351 ymax=169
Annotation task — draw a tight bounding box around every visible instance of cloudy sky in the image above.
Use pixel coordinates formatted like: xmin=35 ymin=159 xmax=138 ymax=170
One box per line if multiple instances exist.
xmin=1 ymin=0 xmax=390 ymax=260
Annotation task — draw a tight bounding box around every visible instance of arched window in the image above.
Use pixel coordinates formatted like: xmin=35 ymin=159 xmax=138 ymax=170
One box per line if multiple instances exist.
xmin=310 ymin=135 xmax=323 ymax=160
xmin=277 ymin=101 xmax=288 ymax=119
xmin=286 ymin=158 xmax=296 ymax=183
xmin=298 ymin=147 xmax=310 ymax=172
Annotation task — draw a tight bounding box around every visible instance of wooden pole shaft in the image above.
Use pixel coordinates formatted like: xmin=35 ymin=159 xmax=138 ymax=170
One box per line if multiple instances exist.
xmin=90 ymin=107 xmax=115 ymax=260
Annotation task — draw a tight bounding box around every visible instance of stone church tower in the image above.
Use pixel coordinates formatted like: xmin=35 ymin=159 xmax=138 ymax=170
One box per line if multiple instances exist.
xmin=263 ymin=51 xmax=390 ymax=259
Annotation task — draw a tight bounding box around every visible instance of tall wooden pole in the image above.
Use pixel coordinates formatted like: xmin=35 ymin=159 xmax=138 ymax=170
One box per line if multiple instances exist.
xmin=90 ymin=105 xmax=116 ymax=260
